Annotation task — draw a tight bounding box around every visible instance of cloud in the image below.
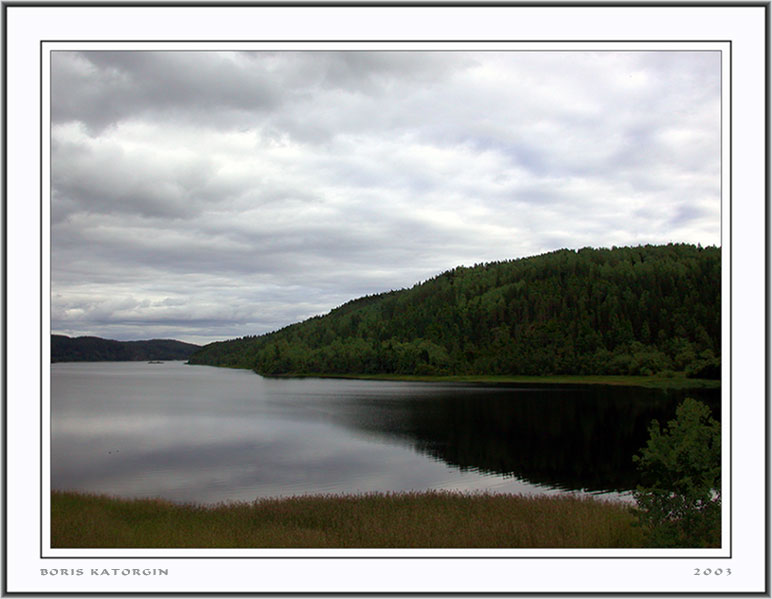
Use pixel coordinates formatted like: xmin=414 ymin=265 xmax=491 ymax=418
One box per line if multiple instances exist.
xmin=52 ymin=52 xmax=281 ymax=132
xmin=51 ymin=50 xmax=722 ymax=343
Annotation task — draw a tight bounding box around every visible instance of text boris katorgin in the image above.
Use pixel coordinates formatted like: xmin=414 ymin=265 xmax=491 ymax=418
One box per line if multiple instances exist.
xmin=41 ymin=568 xmax=169 ymax=577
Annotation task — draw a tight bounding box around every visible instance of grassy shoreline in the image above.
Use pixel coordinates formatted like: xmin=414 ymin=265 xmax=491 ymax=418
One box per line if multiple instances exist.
xmin=249 ymin=371 xmax=720 ymax=390
xmin=52 ymin=490 xmax=647 ymax=549
xmin=187 ymin=361 xmax=719 ymax=389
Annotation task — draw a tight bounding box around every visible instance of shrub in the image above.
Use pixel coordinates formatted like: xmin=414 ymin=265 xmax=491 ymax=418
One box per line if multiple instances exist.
xmin=632 ymin=398 xmax=721 ymax=547
xmin=685 ymin=350 xmax=721 ymax=380
xmin=685 ymin=357 xmax=721 ymax=379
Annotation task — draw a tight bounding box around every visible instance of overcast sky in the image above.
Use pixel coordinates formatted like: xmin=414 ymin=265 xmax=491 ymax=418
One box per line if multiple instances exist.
xmin=51 ymin=50 xmax=721 ymax=345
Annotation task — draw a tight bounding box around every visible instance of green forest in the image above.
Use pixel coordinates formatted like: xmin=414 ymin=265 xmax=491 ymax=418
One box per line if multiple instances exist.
xmin=188 ymin=244 xmax=721 ymax=379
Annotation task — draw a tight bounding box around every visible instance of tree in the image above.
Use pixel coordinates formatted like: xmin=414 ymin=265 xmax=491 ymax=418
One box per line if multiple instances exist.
xmin=188 ymin=244 xmax=721 ymax=378
xmin=632 ymin=398 xmax=721 ymax=547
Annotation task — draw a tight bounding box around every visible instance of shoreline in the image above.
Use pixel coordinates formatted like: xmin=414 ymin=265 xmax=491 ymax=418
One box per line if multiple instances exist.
xmin=244 ymin=370 xmax=720 ymax=390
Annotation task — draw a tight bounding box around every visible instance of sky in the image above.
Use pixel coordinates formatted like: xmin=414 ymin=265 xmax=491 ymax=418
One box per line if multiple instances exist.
xmin=51 ymin=50 xmax=721 ymax=345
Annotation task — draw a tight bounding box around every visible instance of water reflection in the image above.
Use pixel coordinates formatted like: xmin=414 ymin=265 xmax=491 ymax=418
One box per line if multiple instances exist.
xmin=336 ymin=384 xmax=719 ymax=492
xmin=51 ymin=363 xmax=719 ymax=504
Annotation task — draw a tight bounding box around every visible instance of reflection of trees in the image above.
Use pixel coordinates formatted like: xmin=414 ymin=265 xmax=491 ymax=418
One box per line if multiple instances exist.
xmin=339 ymin=385 xmax=720 ymax=493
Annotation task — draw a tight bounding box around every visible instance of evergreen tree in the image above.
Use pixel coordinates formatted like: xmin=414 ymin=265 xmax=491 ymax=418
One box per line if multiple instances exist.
xmin=188 ymin=244 xmax=721 ymax=379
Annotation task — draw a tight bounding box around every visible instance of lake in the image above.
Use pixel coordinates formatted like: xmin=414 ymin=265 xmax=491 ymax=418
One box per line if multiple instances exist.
xmin=51 ymin=361 xmax=719 ymax=505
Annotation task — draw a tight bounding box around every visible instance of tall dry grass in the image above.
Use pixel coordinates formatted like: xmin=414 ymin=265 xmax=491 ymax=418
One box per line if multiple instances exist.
xmin=51 ymin=490 xmax=646 ymax=548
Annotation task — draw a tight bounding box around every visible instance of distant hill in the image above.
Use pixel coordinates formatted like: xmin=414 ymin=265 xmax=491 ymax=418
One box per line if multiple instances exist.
xmin=188 ymin=244 xmax=721 ymax=379
xmin=52 ymin=335 xmax=201 ymax=363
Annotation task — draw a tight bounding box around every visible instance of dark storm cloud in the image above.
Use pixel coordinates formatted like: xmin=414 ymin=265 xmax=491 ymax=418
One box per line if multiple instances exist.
xmin=51 ymin=50 xmax=722 ymax=343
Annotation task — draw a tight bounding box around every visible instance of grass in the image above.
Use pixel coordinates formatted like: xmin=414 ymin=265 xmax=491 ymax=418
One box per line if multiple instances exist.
xmin=52 ymin=490 xmax=647 ymax=549
xmin=264 ymin=372 xmax=720 ymax=390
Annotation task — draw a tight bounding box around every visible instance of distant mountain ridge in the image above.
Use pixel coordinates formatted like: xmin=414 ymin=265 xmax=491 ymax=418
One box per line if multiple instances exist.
xmin=52 ymin=335 xmax=201 ymax=363
xmin=188 ymin=243 xmax=721 ymax=379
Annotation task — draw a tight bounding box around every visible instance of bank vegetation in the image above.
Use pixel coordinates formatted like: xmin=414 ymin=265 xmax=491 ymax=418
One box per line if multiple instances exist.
xmin=52 ymin=491 xmax=646 ymax=549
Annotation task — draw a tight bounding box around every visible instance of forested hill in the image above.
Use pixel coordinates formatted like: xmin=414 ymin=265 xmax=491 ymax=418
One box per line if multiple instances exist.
xmin=52 ymin=335 xmax=201 ymax=362
xmin=189 ymin=244 xmax=721 ymax=379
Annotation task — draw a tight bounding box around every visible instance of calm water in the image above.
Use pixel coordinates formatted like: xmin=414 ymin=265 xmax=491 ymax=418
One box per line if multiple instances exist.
xmin=51 ymin=361 xmax=719 ymax=505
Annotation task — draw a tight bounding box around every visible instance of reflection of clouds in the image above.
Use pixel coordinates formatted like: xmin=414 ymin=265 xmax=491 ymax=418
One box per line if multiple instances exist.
xmin=53 ymin=413 xmax=541 ymax=504
xmin=51 ymin=363 xmax=711 ymax=504
xmin=53 ymin=363 xmax=554 ymax=504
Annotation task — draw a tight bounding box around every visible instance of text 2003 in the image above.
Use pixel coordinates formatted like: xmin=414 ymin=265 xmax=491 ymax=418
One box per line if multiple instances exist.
xmin=694 ymin=568 xmax=731 ymax=576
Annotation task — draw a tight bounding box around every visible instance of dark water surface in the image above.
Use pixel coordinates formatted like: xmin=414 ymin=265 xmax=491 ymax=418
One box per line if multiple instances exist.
xmin=51 ymin=361 xmax=719 ymax=505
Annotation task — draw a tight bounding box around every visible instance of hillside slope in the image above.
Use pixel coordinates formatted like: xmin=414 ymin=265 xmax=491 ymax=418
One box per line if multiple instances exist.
xmin=52 ymin=335 xmax=201 ymax=363
xmin=189 ymin=244 xmax=720 ymax=378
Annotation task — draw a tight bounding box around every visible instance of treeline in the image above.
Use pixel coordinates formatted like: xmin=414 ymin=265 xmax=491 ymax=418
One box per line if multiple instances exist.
xmin=52 ymin=335 xmax=201 ymax=362
xmin=189 ymin=244 xmax=720 ymax=379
